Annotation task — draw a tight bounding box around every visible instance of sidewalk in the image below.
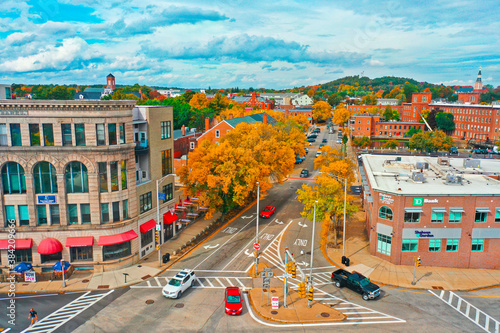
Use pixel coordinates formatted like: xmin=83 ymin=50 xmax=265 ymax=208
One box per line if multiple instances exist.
xmin=0 ymin=212 xmax=221 ymax=294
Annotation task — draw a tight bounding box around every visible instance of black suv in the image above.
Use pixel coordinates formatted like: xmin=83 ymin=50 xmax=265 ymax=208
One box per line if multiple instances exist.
xmin=331 ymin=269 xmax=380 ymax=301
xmin=300 ymin=169 xmax=309 ymax=178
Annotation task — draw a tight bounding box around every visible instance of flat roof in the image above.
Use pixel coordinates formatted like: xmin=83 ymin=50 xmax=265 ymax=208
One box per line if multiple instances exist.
xmin=361 ymin=154 xmax=500 ymax=196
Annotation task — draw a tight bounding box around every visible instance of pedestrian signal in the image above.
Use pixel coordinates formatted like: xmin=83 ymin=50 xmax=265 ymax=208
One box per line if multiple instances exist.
xmin=416 ymin=256 xmax=421 ymax=267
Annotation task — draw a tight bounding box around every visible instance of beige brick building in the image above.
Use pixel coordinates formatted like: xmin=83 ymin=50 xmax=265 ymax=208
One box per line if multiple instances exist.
xmin=0 ymin=100 xmax=174 ymax=272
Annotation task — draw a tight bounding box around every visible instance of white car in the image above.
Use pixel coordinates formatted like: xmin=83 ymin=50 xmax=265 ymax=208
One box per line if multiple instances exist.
xmin=162 ymin=269 xmax=196 ymax=298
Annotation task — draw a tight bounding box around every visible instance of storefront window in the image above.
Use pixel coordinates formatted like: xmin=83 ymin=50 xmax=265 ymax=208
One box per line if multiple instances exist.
xmin=402 ymin=239 xmax=418 ymax=252
xmin=70 ymin=246 xmax=93 ymax=261
xmin=103 ymin=241 xmax=131 ymax=261
xmin=15 ymin=249 xmax=32 ymax=263
xmin=429 ymin=239 xmax=441 ymax=252
xmin=141 ymin=230 xmax=153 ymax=247
xmin=376 ymin=234 xmax=391 ymax=255
xmin=41 ymin=252 xmax=62 ymax=264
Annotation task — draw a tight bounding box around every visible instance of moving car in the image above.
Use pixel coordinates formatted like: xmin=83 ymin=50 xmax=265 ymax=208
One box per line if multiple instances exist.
xmin=322 ymin=138 xmax=327 ymax=143
xmin=336 ymin=139 xmax=342 ymax=144
xmin=313 ymin=128 xmax=321 ymax=133
xmin=163 ymin=269 xmax=196 ymax=298
xmin=300 ymin=169 xmax=309 ymax=178
xmin=331 ymin=269 xmax=380 ymax=301
xmin=260 ymin=206 xmax=276 ymax=218
xmin=225 ymin=287 xmax=243 ymax=315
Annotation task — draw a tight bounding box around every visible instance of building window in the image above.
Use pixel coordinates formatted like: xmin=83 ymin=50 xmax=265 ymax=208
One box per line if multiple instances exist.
xmin=449 ymin=209 xmax=463 ymax=223
xmin=50 ymin=205 xmax=60 ymax=225
xmin=161 ymin=121 xmax=171 ymax=139
xmin=471 ymin=239 xmax=484 ymax=252
xmin=10 ymin=124 xmax=22 ymax=146
xmin=15 ymin=249 xmax=32 ymax=263
xmin=103 ymin=241 xmax=131 ymax=261
xmin=101 ymin=203 xmax=110 ymax=223
xmin=0 ymin=123 xmax=6 ymax=146
xmin=429 ymin=239 xmax=441 ymax=252
xmin=376 ymin=234 xmax=391 ymax=256
xmin=81 ymin=204 xmax=91 ymax=224
xmin=42 ymin=124 xmax=54 ymax=146
xmin=112 ymin=201 xmax=120 ymax=222
xmin=215 ymin=130 xmax=220 ymax=138
xmin=431 ymin=208 xmax=445 ymax=223
xmin=119 ymin=123 xmax=126 ymax=144
xmin=98 ymin=162 xmax=108 ymax=192
xmin=33 ymin=162 xmax=58 ymax=194
xmin=1 ymin=162 xmax=26 ymax=194
xmin=108 ymin=123 xmax=117 ymax=145
xmin=122 ymin=199 xmax=129 ymax=220
xmin=29 ymin=124 xmax=41 ymax=146
xmin=141 ymin=230 xmax=153 ymax=247
xmin=96 ymin=124 xmax=106 ymax=146
xmin=495 ymin=208 xmax=500 ymax=223
xmin=70 ymin=246 xmax=93 ymax=262
xmin=68 ymin=204 xmax=78 ymax=224
xmin=18 ymin=205 xmax=29 ymax=226
xmin=404 ymin=210 xmax=421 ymax=223
xmin=402 ymin=239 xmax=418 ymax=252
xmin=475 ymin=208 xmax=489 ymax=222
xmin=190 ymin=142 xmax=195 ymax=150
xmin=121 ymin=160 xmax=127 ymax=190
xmin=140 ymin=192 xmax=152 ymax=213
xmin=110 ymin=161 xmax=118 ymax=191
xmin=36 ymin=205 xmax=47 ymax=225
xmin=446 ymin=239 xmax=459 ymax=252
xmin=161 ymin=150 xmax=172 ymax=176
xmin=75 ymin=124 xmax=86 ymax=146
xmin=61 ymin=124 xmax=72 ymax=146
xmin=5 ymin=205 xmax=15 ymax=227
xmin=65 ymin=162 xmax=89 ymax=193
xmin=378 ymin=206 xmax=393 ymax=220
xmin=41 ymin=251 xmax=63 ymax=264
xmin=162 ymin=183 xmax=174 ymax=202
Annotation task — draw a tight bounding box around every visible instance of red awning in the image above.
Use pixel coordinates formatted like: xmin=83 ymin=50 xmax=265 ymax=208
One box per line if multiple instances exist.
xmin=37 ymin=238 xmax=63 ymax=255
xmin=140 ymin=219 xmax=157 ymax=233
xmin=65 ymin=236 xmax=94 ymax=247
xmin=0 ymin=238 xmax=33 ymax=250
xmin=163 ymin=212 xmax=178 ymax=225
xmin=98 ymin=230 xmax=138 ymax=246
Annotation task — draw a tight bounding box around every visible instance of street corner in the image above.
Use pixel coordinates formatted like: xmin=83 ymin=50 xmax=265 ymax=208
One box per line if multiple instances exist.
xmin=248 ymin=262 xmax=270 ymax=278
xmin=248 ymin=287 xmax=346 ymax=324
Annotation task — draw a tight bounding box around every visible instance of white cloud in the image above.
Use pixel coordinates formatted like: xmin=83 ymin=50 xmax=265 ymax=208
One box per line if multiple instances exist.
xmin=365 ymin=59 xmax=385 ymax=66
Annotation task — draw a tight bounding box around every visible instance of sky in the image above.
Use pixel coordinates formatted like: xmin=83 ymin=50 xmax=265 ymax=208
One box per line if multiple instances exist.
xmin=0 ymin=0 xmax=499 ymax=89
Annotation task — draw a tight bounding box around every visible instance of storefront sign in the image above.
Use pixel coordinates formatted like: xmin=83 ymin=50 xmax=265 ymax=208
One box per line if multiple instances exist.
xmin=413 ymin=197 xmax=423 ymax=206
xmin=24 ymin=271 xmax=36 ymax=282
xmin=415 ymin=230 xmax=434 ymax=238
xmin=424 ymin=199 xmax=438 ymax=203
xmin=38 ymin=195 xmax=57 ymax=204
xmin=380 ymin=194 xmax=394 ymax=205
xmin=271 ymin=297 xmax=279 ymax=309
xmin=403 ymin=228 xmax=461 ymax=239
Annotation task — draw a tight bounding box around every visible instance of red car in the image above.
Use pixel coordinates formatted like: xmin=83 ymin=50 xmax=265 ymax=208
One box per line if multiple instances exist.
xmin=260 ymin=206 xmax=276 ymax=218
xmin=225 ymin=287 xmax=243 ymax=315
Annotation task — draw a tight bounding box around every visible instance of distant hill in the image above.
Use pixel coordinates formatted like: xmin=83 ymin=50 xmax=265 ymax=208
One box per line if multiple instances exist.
xmin=319 ymin=75 xmax=424 ymax=92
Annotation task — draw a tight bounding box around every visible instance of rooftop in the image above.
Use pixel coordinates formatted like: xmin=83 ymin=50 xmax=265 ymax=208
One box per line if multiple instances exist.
xmin=362 ymin=154 xmax=500 ymax=196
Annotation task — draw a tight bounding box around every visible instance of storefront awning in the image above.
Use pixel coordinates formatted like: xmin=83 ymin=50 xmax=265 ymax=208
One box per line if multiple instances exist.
xmin=476 ymin=208 xmax=491 ymax=213
xmin=98 ymin=230 xmax=138 ymax=246
xmin=432 ymin=208 xmax=447 ymax=213
xmin=0 ymin=238 xmax=33 ymax=250
xmin=140 ymin=219 xmax=157 ymax=233
xmin=37 ymin=238 xmax=63 ymax=255
xmin=405 ymin=208 xmax=423 ymax=213
xmin=450 ymin=207 xmax=465 ymax=213
xmin=163 ymin=212 xmax=178 ymax=225
xmin=65 ymin=236 xmax=94 ymax=247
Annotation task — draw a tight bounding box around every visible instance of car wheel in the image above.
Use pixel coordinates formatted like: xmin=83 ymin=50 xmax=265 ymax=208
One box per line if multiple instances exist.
xmin=191 ymin=280 xmax=195 ymax=287
xmin=177 ymin=291 xmax=182 ymax=299
xmin=362 ymin=294 xmax=369 ymax=301
xmin=335 ymin=281 xmax=341 ymax=288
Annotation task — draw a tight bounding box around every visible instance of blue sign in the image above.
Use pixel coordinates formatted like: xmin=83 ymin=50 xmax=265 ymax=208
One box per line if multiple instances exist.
xmin=38 ymin=195 xmax=57 ymax=204
xmin=415 ymin=230 xmax=434 ymax=238
xmin=158 ymin=193 xmax=166 ymax=201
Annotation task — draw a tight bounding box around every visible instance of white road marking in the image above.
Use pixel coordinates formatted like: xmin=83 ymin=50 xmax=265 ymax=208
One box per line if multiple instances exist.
xmin=222 ymin=227 xmax=239 ymax=234
xmin=293 ymin=238 xmax=308 ymax=246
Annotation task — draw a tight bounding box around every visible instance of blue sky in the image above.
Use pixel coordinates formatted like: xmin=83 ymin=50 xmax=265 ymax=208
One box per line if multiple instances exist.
xmin=0 ymin=0 xmax=499 ymax=89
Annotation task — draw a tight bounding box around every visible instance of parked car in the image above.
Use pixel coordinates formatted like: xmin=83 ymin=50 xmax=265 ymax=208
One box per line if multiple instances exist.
xmin=472 ymin=148 xmax=486 ymax=154
xmin=319 ymin=144 xmax=325 ymax=148
xmin=316 ymin=151 xmax=322 ymax=157
xmin=163 ymin=269 xmax=196 ymax=298
xmin=336 ymin=139 xmax=342 ymax=144
xmin=322 ymin=138 xmax=327 ymax=143
xmin=307 ymin=138 xmax=316 ymax=143
xmin=300 ymin=169 xmax=309 ymax=178
xmin=313 ymin=128 xmax=321 ymax=133
xmin=225 ymin=287 xmax=243 ymax=315
xmin=331 ymin=269 xmax=380 ymax=301
xmin=295 ymin=158 xmax=303 ymax=164
xmin=449 ymin=147 xmax=458 ymax=155
xmin=308 ymin=134 xmax=318 ymax=139
xmin=260 ymin=206 xmax=276 ymax=218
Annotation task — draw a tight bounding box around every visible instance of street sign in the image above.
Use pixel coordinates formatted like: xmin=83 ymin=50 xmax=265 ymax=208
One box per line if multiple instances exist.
xmin=254 ymin=243 xmax=260 ymax=250
xmin=271 ymin=297 xmax=279 ymax=309
xmin=156 ymin=224 xmax=161 ymax=231
xmin=24 ymin=271 xmax=36 ymax=282
xmin=260 ymin=272 xmax=266 ymax=278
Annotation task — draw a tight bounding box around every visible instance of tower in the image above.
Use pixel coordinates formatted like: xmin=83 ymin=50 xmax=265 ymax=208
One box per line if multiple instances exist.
xmin=106 ymin=73 xmax=116 ymax=90
xmin=474 ymin=67 xmax=482 ymax=91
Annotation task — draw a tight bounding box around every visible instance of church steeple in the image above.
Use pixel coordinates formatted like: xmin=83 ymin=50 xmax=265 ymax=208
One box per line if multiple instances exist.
xmin=474 ymin=67 xmax=482 ymax=91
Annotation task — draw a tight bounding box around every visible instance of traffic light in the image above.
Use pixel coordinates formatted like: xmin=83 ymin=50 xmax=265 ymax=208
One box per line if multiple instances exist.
xmin=298 ymin=282 xmax=306 ymax=298
xmin=286 ymin=262 xmax=292 ymax=274
xmin=307 ymin=287 xmax=314 ymax=301
xmin=155 ymin=231 xmax=159 ymax=244
xmin=291 ymin=262 xmax=297 ymax=278
xmin=416 ymin=256 xmax=421 ymax=267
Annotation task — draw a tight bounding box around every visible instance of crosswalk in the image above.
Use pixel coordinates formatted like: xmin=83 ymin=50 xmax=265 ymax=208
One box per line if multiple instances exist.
xmin=130 ymin=275 xmax=252 ymax=289
xmin=21 ymin=290 xmax=114 ymax=333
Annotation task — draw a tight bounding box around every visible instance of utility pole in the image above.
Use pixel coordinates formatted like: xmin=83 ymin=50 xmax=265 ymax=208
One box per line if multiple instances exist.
xmin=308 ymin=201 xmax=317 ymax=308
xmin=255 ymin=182 xmax=260 ymax=276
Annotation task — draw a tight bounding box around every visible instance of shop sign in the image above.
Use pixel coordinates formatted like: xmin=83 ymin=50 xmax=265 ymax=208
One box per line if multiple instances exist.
xmin=24 ymin=271 xmax=36 ymax=282
xmin=380 ymin=194 xmax=394 ymax=205
xmin=271 ymin=297 xmax=279 ymax=309
xmin=413 ymin=197 xmax=423 ymax=206
xmin=415 ymin=230 xmax=434 ymax=238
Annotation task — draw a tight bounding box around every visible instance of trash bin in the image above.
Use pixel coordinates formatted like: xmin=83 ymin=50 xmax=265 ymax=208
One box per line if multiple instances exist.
xmin=162 ymin=253 xmax=170 ymax=263
xmin=345 ymin=257 xmax=350 ymax=267
xmin=341 ymin=255 xmax=347 ymax=265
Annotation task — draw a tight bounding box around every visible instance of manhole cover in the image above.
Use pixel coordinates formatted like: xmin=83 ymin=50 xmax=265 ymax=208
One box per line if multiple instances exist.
xmin=271 ymin=290 xmax=276 ymax=293
xmin=145 ymin=299 xmax=154 ymax=305
xmin=271 ymin=311 xmax=278 ymax=315
xmin=137 ymin=265 xmax=142 ymax=268
xmin=175 ymin=303 xmax=184 ymax=308
xmin=141 ymin=274 xmax=152 ymax=280
xmin=82 ymin=279 xmax=90 ymax=283
xmin=97 ymin=285 xmax=109 ymax=289
xmin=320 ymin=312 xmax=330 ymax=318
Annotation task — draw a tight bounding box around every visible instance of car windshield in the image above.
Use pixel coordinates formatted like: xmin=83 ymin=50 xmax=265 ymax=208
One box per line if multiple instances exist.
xmin=359 ymin=278 xmax=370 ymax=287
xmin=168 ymin=279 xmax=182 ymax=286
xmin=264 ymin=207 xmax=272 ymax=212
xmin=227 ymin=295 xmax=241 ymax=303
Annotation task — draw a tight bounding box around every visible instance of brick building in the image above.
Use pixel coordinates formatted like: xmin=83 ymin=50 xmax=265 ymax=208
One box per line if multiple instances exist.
xmin=401 ymin=92 xmax=432 ymax=122
xmin=360 ymin=154 xmax=500 ymax=269
xmin=231 ymin=93 xmax=274 ymax=110
xmin=350 ymin=114 xmax=425 ymax=143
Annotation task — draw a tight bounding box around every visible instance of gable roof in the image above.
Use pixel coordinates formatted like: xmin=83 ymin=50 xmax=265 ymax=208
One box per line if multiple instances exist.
xmin=225 ymin=113 xmax=277 ymax=127
xmin=84 ymin=88 xmax=105 ymax=93
xmin=74 ymin=92 xmax=102 ymax=100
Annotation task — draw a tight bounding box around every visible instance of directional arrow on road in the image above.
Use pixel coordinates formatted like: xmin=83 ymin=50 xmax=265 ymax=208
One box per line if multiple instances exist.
xmin=297 ymin=261 xmax=310 ymax=267
xmin=241 ymin=215 xmax=253 ymax=219
xmin=298 ymin=222 xmax=308 ymax=228
xmin=244 ymin=249 xmax=254 ymax=257
xmin=274 ymin=219 xmax=283 ymax=224
xmin=203 ymin=244 xmax=219 ymax=250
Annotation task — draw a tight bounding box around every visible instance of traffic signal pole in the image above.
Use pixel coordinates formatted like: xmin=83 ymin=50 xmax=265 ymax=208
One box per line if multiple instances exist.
xmin=412 ymin=256 xmax=421 ymax=285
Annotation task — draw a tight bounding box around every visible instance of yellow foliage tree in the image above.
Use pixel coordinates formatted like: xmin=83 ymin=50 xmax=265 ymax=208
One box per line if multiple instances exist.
xmin=332 ymin=103 xmax=351 ymax=126
xmin=312 ymin=101 xmax=332 ymax=122
xmin=189 ymin=93 xmax=210 ymax=110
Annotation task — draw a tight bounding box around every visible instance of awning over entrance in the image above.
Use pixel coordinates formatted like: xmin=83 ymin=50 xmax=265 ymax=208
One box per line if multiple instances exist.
xmin=37 ymin=238 xmax=63 ymax=255
xmin=65 ymin=236 xmax=94 ymax=247
xmin=0 ymin=238 xmax=33 ymax=250
xmin=98 ymin=230 xmax=138 ymax=246
xmin=140 ymin=219 xmax=157 ymax=233
xmin=163 ymin=212 xmax=178 ymax=225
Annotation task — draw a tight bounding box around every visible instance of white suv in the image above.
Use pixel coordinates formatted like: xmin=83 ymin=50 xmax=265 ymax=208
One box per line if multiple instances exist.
xmin=162 ymin=269 xmax=196 ymax=298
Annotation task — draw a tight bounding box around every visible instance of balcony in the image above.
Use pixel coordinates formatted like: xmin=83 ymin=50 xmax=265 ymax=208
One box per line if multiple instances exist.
xmin=135 ymin=140 xmax=149 ymax=154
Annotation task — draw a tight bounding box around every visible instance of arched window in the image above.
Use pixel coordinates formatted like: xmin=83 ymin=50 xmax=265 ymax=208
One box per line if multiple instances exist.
xmin=379 ymin=206 xmax=393 ymax=220
xmin=65 ymin=162 xmax=88 ymax=193
xmin=33 ymin=162 xmax=58 ymax=194
xmin=1 ymin=162 xmax=26 ymax=194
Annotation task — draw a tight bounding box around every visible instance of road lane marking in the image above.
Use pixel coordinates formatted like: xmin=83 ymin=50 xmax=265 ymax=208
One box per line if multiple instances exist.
xmin=293 ymin=238 xmax=308 ymax=246
xmin=222 ymin=227 xmax=239 ymax=234
xmin=260 ymin=233 xmax=275 ymax=240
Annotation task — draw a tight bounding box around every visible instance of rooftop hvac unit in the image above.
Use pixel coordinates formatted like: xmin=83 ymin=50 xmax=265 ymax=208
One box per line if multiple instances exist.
xmin=412 ymin=171 xmax=425 ymax=183
xmin=415 ymin=162 xmax=429 ymax=169
xmin=395 ymin=157 xmax=401 ymax=161
xmin=445 ymin=173 xmax=463 ymax=185
xmin=438 ymin=157 xmax=450 ymax=166
xmin=463 ymin=159 xmax=480 ymax=169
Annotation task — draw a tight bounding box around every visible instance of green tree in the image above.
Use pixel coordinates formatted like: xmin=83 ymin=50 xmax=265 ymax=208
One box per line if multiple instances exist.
xmin=382 ymin=106 xmax=394 ymax=120
xmin=435 ymin=112 xmax=455 ymax=132
xmin=409 ymin=130 xmax=453 ymax=152
xmin=352 ymin=136 xmax=372 ymax=148
xmin=384 ymin=139 xmax=399 ymax=149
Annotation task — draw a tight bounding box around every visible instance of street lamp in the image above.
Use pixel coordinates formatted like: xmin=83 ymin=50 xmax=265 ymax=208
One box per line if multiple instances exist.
xmin=255 ymin=182 xmax=260 ymax=276
xmin=61 ymin=259 xmax=66 ymax=287
xmin=156 ymin=173 xmax=176 ymax=266
xmin=308 ymin=200 xmax=318 ymax=308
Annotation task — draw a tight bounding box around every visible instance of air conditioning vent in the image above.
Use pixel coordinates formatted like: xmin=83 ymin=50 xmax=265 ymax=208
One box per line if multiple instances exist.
xmin=444 ymin=173 xmax=463 ymax=185
xmin=415 ymin=162 xmax=429 ymax=169
xmin=463 ymin=159 xmax=480 ymax=169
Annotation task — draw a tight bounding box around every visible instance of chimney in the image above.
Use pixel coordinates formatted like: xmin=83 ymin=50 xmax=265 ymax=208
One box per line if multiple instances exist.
xmin=263 ymin=113 xmax=268 ymax=124
xmin=205 ymin=117 xmax=210 ymax=132
xmin=229 ymin=113 xmax=233 ymax=119
xmin=182 ymin=125 xmax=186 ymax=136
